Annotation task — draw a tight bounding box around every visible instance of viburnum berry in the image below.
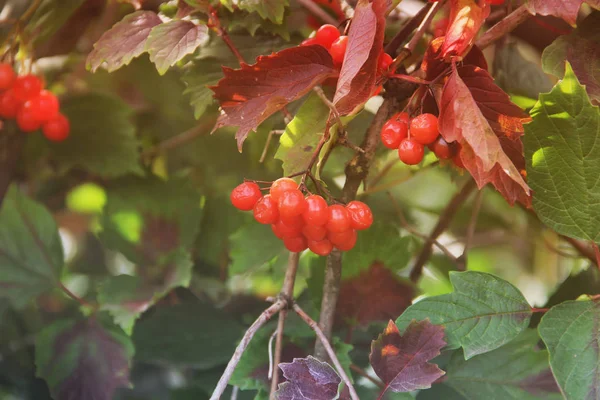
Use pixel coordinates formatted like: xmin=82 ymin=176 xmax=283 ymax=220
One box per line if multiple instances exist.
xmin=280 ymin=213 xmax=305 ymax=229
xmin=231 ymin=182 xmax=262 ymax=211
xmin=329 ymin=36 xmax=348 ymax=67
xmin=284 ymin=235 xmax=308 ymax=252
xmin=315 ymin=24 xmax=340 ymax=49
xmin=410 ymin=113 xmax=439 ymax=145
xmin=301 ymin=37 xmax=319 ymax=46
xmin=12 ymin=75 xmax=43 ymax=102
xmin=486 ymin=0 xmax=504 ymax=4
xmin=380 ymin=112 xmax=409 ymax=149
xmin=42 ymin=114 xmax=70 ymax=142
xmin=378 ymin=53 xmax=393 ymax=72
xmin=453 ymin=151 xmax=465 ymax=169
xmin=346 ymin=201 xmax=373 ymax=230
xmin=270 ymin=177 xmax=297 ymax=202
xmin=253 ymin=195 xmax=279 ymax=224
xmin=328 ymin=229 xmax=357 ymax=251
xmin=278 ymin=189 xmax=307 ymax=218
xmin=272 ymin=219 xmax=303 ymax=239
xmin=302 ymin=194 xmax=329 ymax=226
xmin=0 ymin=89 xmax=22 ymax=119
xmin=428 ymin=136 xmax=454 ymax=160
xmin=308 ymin=238 xmax=333 ymax=256
xmin=398 ymin=138 xmax=424 ymax=165
xmin=16 ymin=107 xmax=42 ymax=132
xmin=302 ymin=224 xmax=327 ymax=241
xmin=326 ymin=204 xmax=352 ymax=233
xmin=26 ymin=90 xmax=59 ymax=122
xmin=0 ymin=63 xmax=15 ymax=90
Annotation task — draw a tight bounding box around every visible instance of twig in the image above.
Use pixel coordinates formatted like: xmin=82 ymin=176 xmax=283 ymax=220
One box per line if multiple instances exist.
xmin=230 ymin=386 xmax=239 ymax=400
xmin=475 ymin=5 xmax=531 ymax=50
xmin=260 ymin=130 xmax=284 ymax=163
xmin=208 ymin=6 xmax=245 ymax=64
xmin=210 ymin=300 xmax=287 ymax=400
xmin=593 ymin=243 xmax=600 ymax=272
xmin=141 ymin=123 xmax=210 ymax=158
xmin=296 ymin=0 xmax=340 ymax=26
xmin=385 ymin=3 xmax=433 ymax=55
xmin=562 ymin=236 xmax=598 ymax=265
xmin=409 ymin=180 xmax=477 ymax=282
xmin=313 ymin=86 xmax=344 ymax=132
xmin=314 ymin=249 xmax=343 ymax=359
xmin=269 ymin=252 xmax=300 ymax=397
xmin=457 ymin=188 xmax=484 ymax=270
xmin=293 ymin=303 xmax=359 ymax=400
xmin=268 ymin=328 xmax=277 ymax=380
xmin=350 ymin=364 xmax=384 ymax=389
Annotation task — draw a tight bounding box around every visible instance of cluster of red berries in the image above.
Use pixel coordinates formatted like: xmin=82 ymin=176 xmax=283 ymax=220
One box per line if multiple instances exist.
xmin=231 ymin=178 xmax=373 ymax=256
xmin=380 ymin=112 xmax=463 ymax=167
xmin=0 ymin=63 xmax=70 ymax=141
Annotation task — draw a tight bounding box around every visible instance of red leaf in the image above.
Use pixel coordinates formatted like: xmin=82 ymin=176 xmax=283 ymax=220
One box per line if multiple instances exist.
xmin=211 ymin=46 xmax=337 ymax=151
xmin=336 ymin=262 xmax=415 ymax=328
xmin=441 ymin=0 xmax=490 ymax=61
xmin=422 ymin=37 xmax=488 ymax=81
xmin=276 ymin=356 xmax=341 ymax=400
xmin=370 ymin=320 xmax=446 ymax=394
xmin=526 ymin=0 xmax=584 ymax=26
xmin=333 ymin=0 xmax=386 ymax=115
xmin=439 ymin=64 xmax=531 ymax=205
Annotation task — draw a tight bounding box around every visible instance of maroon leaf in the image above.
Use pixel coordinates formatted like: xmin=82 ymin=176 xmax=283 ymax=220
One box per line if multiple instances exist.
xmin=439 ymin=64 xmax=531 ymax=205
xmin=336 ymin=262 xmax=415 ymax=328
xmin=525 ymin=0 xmax=598 ymax=26
xmin=421 ymin=37 xmax=488 ymax=81
xmin=333 ymin=0 xmax=386 ymax=115
xmin=86 ymin=11 xmax=162 ymax=72
xmin=370 ymin=320 xmax=446 ymax=394
xmin=519 ymin=369 xmax=561 ymax=395
xmin=276 ymin=356 xmax=341 ymax=400
xmin=441 ymin=0 xmax=490 ymax=60
xmin=211 ymin=46 xmax=336 ymax=150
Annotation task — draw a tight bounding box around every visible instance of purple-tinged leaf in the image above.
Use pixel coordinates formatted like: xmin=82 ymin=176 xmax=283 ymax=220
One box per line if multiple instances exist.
xmin=145 ymin=20 xmax=209 ymax=75
xmin=525 ymin=0 xmax=596 ymax=26
xmin=35 ymin=315 xmax=134 ymax=400
xmin=276 ymin=356 xmax=341 ymax=400
xmin=86 ymin=11 xmax=162 ymax=73
xmin=370 ymin=320 xmax=446 ymax=394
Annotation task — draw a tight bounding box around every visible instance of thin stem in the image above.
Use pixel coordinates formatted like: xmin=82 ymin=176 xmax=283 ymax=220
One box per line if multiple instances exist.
xmin=142 ymin=123 xmax=209 ymax=158
xmin=314 ymin=249 xmax=342 ymax=359
xmin=210 ymin=300 xmax=287 ymax=400
xmin=230 ymin=386 xmax=239 ymax=400
xmin=531 ymin=307 xmax=550 ymax=313
xmin=593 ymin=243 xmax=600 ymax=272
xmin=388 ymin=74 xmax=431 ymax=85
xmin=313 ymin=87 xmax=343 ymax=130
xmin=293 ymin=303 xmax=359 ymax=400
xmin=350 ymin=364 xmax=384 ymax=389
xmin=475 ymin=5 xmax=531 ymax=50
xmin=296 ymin=0 xmax=340 ymax=26
xmin=59 ymin=282 xmax=95 ymax=309
xmin=260 ymin=130 xmax=283 ymax=163
xmin=385 ymin=3 xmax=433 ymax=55
xmin=458 ymin=188 xmax=484 ymax=270
xmin=209 ymin=6 xmax=245 ymax=65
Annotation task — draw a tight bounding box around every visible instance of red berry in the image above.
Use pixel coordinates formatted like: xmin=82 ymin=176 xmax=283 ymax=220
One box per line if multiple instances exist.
xmin=398 ymin=138 xmax=424 ymax=165
xmin=12 ymin=75 xmax=43 ymax=102
xmin=230 ymin=182 xmax=262 ymax=211
xmin=280 ymin=213 xmax=305 ymax=229
xmin=428 ymin=137 xmax=454 ymax=160
xmin=380 ymin=112 xmax=409 ymax=149
xmin=328 ymin=229 xmax=357 ymax=251
xmin=0 ymin=63 xmax=15 ymax=90
xmin=453 ymin=150 xmax=465 ymax=169
xmin=278 ymin=189 xmax=307 ymax=219
xmin=486 ymin=0 xmax=504 ymax=4
xmin=270 ymin=177 xmax=297 ymax=202
xmin=302 ymin=195 xmax=329 ymax=226
xmin=329 ymin=36 xmax=348 ymax=67
xmin=315 ymin=24 xmax=340 ymax=49
xmin=284 ymin=235 xmax=308 ymax=253
xmin=346 ymin=201 xmax=373 ymax=230
xmin=308 ymin=238 xmax=333 ymax=256
xmin=301 ymin=37 xmax=319 ymax=46
xmin=326 ymin=204 xmax=352 ymax=233
xmin=27 ymin=90 xmax=59 ymax=122
xmin=302 ymin=224 xmax=327 ymax=241
xmin=16 ymin=106 xmax=42 ymax=132
xmin=378 ymin=53 xmax=393 ymax=72
xmin=410 ymin=113 xmax=439 ymax=145
xmin=42 ymin=113 xmax=70 ymax=142
xmin=371 ymin=85 xmax=383 ymax=97
xmin=0 ymin=89 xmax=22 ymax=119
xmin=272 ymin=219 xmax=303 ymax=239
xmin=253 ymin=195 xmax=279 ymax=224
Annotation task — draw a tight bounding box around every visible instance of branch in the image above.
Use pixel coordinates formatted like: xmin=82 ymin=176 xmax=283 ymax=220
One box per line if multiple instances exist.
xmin=296 ymin=0 xmax=339 ymax=26
xmin=210 ymin=299 xmax=287 ymax=400
xmin=475 ymin=5 xmax=531 ymax=50
xmin=350 ymin=364 xmax=384 ymax=389
xmin=409 ymin=179 xmax=477 ymax=282
xmin=384 ymin=2 xmax=433 ymax=56
xmin=208 ymin=6 xmax=245 ymax=64
xmin=314 ymin=249 xmax=343 ymax=359
xmin=293 ymin=303 xmax=360 ymax=400
xmin=456 ymin=188 xmax=484 ymax=270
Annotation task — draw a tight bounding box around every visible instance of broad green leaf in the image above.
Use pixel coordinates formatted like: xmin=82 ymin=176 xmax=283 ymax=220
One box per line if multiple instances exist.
xmin=35 ymin=314 xmax=134 ymax=400
xmin=48 ymin=93 xmax=142 ymax=177
xmin=228 ymin=222 xmax=286 ymax=275
xmin=223 ymin=10 xmax=291 ymax=40
xmin=417 ymin=331 xmax=560 ymax=400
xmin=133 ymin=302 xmax=243 ymax=368
xmin=0 ymin=186 xmax=63 ymax=308
xmin=396 ymin=271 xmax=532 ymax=359
xmin=87 ymin=11 xmax=162 ymax=73
xmin=523 ymin=63 xmax=600 ymax=242
xmin=26 ymin=0 xmax=85 ymax=44
xmin=146 ymin=20 xmax=209 ymax=75
xmin=230 ymin=328 xmax=272 ymax=391
xmin=539 ymin=299 xmax=600 ymax=400
xmin=237 ymin=0 xmax=288 ymax=24
xmin=275 ymin=92 xmax=330 ymax=176
xmin=342 ymin=222 xmax=411 ymax=277
xmin=181 ymin=58 xmax=223 ymax=119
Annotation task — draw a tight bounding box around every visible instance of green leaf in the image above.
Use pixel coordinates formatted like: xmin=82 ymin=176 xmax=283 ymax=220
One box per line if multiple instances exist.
xmin=35 ymin=314 xmax=134 ymax=400
xmin=132 ymin=302 xmax=243 ymax=368
xmin=237 ymin=0 xmax=288 ymax=24
xmin=146 ymin=20 xmax=209 ymax=75
xmin=26 ymin=0 xmax=85 ymax=44
xmin=48 ymin=93 xmax=142 ymax=177
xmin=230 ymin=328 xmax=272 ymax=391
xmin=221 ymin=9 xmax=291 ymax=40
xmin=275 ymin=92 xmax=330 ymax=176
xmin=417 ymin=331 xmax=561 ymax=400
xmin=229 ymin=222 xmax=286 ymax=275
xmin=181 ymin=58 xmax=224 ymax=119
xmin=0 ymin=186 xmax=62 ymax=308
xmin=396 ymin=271 xmax=532 ymax=359
xmin=342 ymin=222 xmax=411 ymax=278
xmin=539 ymin=299 xmax=600 ymax=400
xmin=523 ymin=63 xmax=600 ymax=242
